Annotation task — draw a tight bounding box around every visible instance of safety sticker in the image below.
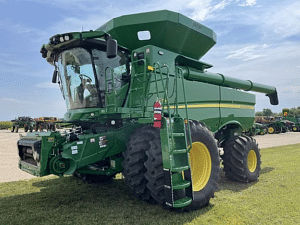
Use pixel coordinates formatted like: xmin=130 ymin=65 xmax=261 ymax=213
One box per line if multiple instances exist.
xmin=90 ymin=138 xmax=95 ymax=143
xmin=72 ymin=150 xmax=78 ymax=154
xmin=77 ymin=141 xmax=83 ymax=145
xmin=99 ymin=136 xmax=107 ymax=148
xmin=71 ymin=146 xmax=78 ymax=154
xmin=48 ymin=137 xmax=54 ymax=142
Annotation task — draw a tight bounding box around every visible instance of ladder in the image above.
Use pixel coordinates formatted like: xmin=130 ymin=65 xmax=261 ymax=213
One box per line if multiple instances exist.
xmin=152 ymin=63 xmax=194 ymax=208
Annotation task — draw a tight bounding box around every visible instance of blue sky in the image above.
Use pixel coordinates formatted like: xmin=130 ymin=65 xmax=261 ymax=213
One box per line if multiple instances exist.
xmin=1 ymin=0 xmax=299 ymax=121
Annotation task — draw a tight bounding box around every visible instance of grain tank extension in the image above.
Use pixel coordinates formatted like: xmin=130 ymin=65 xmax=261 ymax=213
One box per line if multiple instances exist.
xmin=18 ymin=10 xmax=278 ymax=210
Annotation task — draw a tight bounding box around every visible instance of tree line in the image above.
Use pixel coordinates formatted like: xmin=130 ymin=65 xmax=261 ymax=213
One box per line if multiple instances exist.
xmin=255 ymin=106 xmax=300 ymax=117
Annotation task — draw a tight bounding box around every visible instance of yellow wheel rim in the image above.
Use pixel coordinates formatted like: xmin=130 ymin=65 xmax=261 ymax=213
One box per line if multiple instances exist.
xmin=268 ymin=127 xmax=274 ymax=133
xmin=293 ymin=127 xmax=297 ymax=131
xmin=247 ymin=150 xmax=257 ymax=172
xmin=189 ymin=142 xmax=211 ymax=192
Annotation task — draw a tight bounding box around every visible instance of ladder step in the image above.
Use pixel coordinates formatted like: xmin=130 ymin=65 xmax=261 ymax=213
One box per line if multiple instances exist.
xmin=173 ymin=197 xmax=192 ymax=208
xmin=171 ymin=166 xmax=189 ymax=172
xmin=130 ymin=87 xmax=145 ymax=91
xmin=172 ymin=180 xmax=191 ymax=190
xmin=149 ymin=79 xmax=168 ymax=83
xmin=171 ymin=133 xmax=185 ymax=137
xmin=172 ymin=148 xmax=187 ymax=154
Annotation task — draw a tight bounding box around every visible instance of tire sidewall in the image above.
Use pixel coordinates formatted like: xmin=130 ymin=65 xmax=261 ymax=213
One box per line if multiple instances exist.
xmin=187 ymin=121 xmax=220 ymax=209
xmin=243 ymin=137 xmax=261 ymax=182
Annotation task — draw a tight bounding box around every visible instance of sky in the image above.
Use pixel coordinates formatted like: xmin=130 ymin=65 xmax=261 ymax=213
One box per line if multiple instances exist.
xmin=0 ymin=0 xmax=300 ymax=121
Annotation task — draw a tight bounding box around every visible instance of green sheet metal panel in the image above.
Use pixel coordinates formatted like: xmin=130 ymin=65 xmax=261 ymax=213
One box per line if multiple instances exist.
xmin=219 ymin=87 xmax=256 ymax=131
xmin=97 ymin=10 xmax=216 ymax=60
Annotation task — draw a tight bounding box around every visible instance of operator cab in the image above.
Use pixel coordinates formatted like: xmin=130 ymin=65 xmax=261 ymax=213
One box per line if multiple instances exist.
xmin=55 ymin=39 xmax=130 ymax=110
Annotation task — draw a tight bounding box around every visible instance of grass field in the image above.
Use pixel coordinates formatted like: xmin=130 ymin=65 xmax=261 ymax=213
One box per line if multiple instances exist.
xmin=1 ymin=144 xmax=300 ymax=225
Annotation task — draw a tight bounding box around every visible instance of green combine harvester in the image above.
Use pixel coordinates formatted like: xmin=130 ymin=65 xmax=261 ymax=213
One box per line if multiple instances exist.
xmin=17 ymin=10 xmax=278 ymax=210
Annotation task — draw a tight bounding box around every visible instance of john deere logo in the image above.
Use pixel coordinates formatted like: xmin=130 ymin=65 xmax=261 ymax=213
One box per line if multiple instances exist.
xmin=283 ymin=112 xmax=288 ymax=116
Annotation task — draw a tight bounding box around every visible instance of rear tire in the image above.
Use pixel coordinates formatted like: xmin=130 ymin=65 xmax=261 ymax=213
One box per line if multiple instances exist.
xmin=274 ymin=127 xmax=281 ymax=134
xmin=292 ymin=126 xmax=299 ymax=132
xmin=222 ymin=135 xmax=261 ymax=182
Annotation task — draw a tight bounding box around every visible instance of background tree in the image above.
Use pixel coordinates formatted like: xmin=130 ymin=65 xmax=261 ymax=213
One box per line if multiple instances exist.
xmin=255 ymin=111 xmax=263 ymax=116
xmin=262 ymin=108 xmax=273 ymax=116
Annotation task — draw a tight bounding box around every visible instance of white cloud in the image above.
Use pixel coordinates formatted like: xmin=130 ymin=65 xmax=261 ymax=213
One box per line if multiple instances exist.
xmin=238 ymin=0 xmax=257 ymax=7
xmin=35 ymin=82 xmax=59 ymax=89
xmin=261 ymin=2 xmax=300 ymax=39
xmin=226 ymin=44 xmax=268 ymax=61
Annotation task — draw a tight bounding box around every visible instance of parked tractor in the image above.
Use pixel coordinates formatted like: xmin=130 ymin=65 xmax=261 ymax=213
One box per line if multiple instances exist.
xmin=282 ymin=108 xmax=300 ymax=132
xmin=17 ymin=10 xmax=278 ymax=210
xmin=243 ymin=122 xmax=268 ymax=136
xmin=255 ymin=117 xmax=286 ymax=134
xmin=11 ymin=116 xmax=34 ymax=133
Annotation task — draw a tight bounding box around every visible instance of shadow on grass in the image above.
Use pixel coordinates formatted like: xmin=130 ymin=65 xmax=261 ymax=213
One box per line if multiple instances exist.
xmin=217 ymin=166 xmax=273 ymax=193
xmin=0 ymin=176 xmax=213 ymax=225
xmin=260 ymin=167 xmax=274 ymax=175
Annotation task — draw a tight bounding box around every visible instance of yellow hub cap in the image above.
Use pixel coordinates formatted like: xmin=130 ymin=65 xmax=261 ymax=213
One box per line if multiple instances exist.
xmin=247 ymin=150 xmax=257 ymax=172
xmin=189 ymin=142 xmax=211 ymax=192
xmin=268 ymin=127 xmax=274 ymax=133
xmin=293 ymin=127 xmax=297 ymax=131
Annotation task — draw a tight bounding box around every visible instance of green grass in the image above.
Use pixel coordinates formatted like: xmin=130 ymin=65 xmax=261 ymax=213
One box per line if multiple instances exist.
xmin=1 ymin=144 xmax=300 ymax=225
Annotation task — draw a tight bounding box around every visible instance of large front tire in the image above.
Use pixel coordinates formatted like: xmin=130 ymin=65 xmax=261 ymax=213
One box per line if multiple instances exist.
xmin=185 ymin=120 xmax=220 ymax=210
xmin=122 ymin=126 xmax=159 ymax=202
xmin=222 ymin=135 xmax=261 ymax=183
xmin=144 ymin=120 xmax=220 ymax=210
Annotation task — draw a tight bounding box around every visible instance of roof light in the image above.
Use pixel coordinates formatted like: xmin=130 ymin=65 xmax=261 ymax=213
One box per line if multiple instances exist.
xmin=64 ymin=35 xmax=70 ymax=41
xmin=60 ymin=36 xmax=64 ymax=42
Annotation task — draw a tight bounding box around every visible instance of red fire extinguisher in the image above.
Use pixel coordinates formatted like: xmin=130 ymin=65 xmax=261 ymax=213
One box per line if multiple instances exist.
xmin=153 ymin=99 xmax=162 ymax=128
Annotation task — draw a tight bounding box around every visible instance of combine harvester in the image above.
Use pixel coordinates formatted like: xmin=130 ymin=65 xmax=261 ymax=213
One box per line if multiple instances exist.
xmin=17 ymin=10 xmax=278 ymax=210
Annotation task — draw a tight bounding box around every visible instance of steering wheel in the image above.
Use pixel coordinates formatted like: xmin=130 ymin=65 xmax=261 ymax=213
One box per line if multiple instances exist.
xmin=79 ymin=74 xmax=92 ymax=82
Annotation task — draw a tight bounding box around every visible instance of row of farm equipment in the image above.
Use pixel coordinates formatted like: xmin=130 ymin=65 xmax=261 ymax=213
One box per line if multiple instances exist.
xmin=11 ymin=116 xmax=61 ymax=133
xmin=244 ymin=109 xmax=300 ymax=136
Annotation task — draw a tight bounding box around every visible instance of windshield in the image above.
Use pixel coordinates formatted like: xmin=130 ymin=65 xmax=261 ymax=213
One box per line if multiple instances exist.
xmin=57 ymin=47 xmax=128 ymax=110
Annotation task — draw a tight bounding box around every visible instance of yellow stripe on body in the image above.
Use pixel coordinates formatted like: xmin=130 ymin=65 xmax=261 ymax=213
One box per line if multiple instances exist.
xmin=165 ymin=103 xmax=254 ymax=110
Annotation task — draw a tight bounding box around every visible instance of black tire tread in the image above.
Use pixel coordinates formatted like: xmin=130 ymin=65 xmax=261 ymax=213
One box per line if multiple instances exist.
xmin=222 ymin=135 xmax=261 ymax=183
xmin=122 ymin=126 xmax=159 ymax=202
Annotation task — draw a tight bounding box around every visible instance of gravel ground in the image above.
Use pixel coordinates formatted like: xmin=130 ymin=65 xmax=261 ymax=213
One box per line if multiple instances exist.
xmin=1 ymin=129 xmax=300 ymax=183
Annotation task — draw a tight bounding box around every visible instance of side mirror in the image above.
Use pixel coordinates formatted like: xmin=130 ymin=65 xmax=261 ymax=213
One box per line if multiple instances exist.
xmin=106 ymin=39 xmax=117 ymax=59
xmin=52 ymin=70 xmax=58 ymax=83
